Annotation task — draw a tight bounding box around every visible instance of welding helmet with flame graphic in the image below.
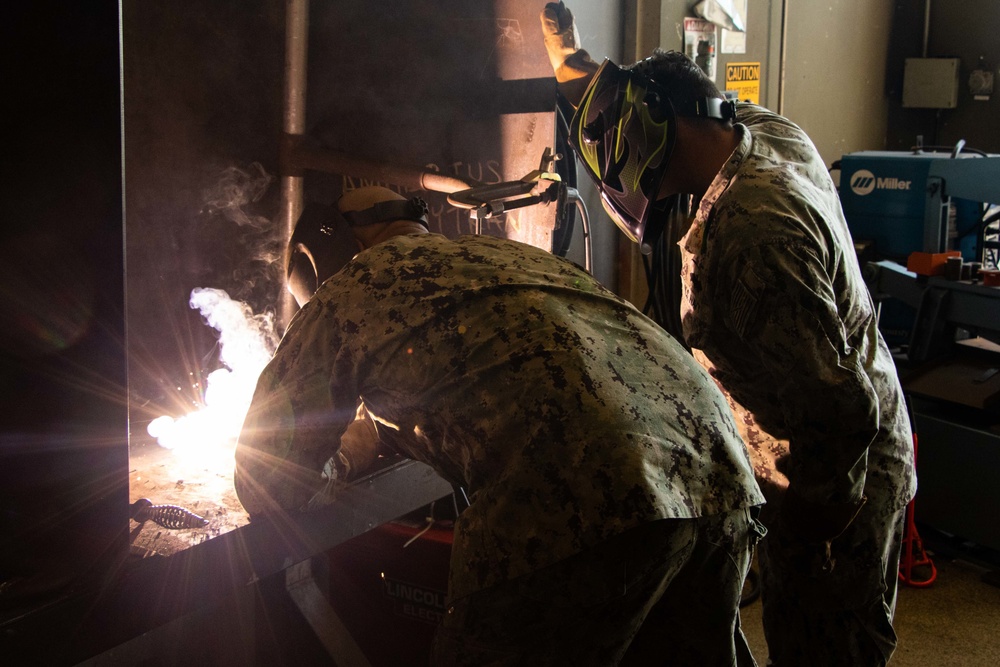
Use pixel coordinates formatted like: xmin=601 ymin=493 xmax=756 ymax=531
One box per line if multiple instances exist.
xmin=286 ymin=188 xmax=429 ymax=308
xmin=569 ymin=57 xmax=735 ymax=251
xmin=569 ymin=58 xmax=676 ymax=251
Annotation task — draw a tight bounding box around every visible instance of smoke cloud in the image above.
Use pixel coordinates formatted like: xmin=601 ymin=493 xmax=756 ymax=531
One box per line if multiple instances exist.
xmin=147 ymin=287 xmax=279 ymax=452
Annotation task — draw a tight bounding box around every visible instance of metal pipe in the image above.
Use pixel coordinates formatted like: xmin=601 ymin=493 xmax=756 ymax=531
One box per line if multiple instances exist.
xmin=287 ymin=134 xmax=475 ymax=194
xmin=922 ymin=0 xmax=931 ymax=58
xmin=279 ymin=0 xmax=310 ymax=327
xmin=778 ymin=0 xmax=789 ymax=115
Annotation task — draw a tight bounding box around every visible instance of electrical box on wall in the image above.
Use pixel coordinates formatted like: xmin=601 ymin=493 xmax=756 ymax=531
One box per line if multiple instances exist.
xmin=903 ymin=57 xmax=961 ymax=108
xmin=968 ymin=62 xmax=994 ymax=101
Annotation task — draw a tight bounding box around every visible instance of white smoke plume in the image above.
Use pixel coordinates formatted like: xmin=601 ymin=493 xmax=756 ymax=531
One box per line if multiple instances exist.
xmin=201 ymin=161 xmax=274 ymax=229
xmin=147 ymin=288 xmax=279 ymax=454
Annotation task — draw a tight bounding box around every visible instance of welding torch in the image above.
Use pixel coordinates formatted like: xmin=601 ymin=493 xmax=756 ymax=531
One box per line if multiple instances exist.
xmin=446 ymin=147 xmax=592 ymax=272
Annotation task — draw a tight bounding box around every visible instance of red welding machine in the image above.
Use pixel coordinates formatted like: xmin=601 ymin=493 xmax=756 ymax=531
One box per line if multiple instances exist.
xmin=324 ymin=510 xmax=454 ymax=666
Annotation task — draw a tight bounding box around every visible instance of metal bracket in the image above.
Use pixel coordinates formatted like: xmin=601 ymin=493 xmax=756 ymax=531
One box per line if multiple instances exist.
xmin=285 ymin=558 xmax=374 ymax=666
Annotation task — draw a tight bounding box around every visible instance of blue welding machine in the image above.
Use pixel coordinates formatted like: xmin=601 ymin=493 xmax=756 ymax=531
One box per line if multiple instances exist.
xmin=838 ymin=151 xmax=984 ymax=263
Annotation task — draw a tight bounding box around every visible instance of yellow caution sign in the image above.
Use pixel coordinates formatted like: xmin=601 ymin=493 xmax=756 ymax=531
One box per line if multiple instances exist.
xmin=725 ymin=62 xmax=760 ymax=104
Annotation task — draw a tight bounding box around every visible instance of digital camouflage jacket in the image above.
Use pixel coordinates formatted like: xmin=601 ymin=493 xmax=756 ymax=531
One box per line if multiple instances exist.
xmin=678 ymin=103 xmax=917 ymax=514
xmin=236 ymin=233 xmax=763 ymax=600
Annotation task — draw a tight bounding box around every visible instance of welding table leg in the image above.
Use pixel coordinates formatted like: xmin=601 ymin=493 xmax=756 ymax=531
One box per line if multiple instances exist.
xmin=285 ymin=557 xmax=374 ymax=667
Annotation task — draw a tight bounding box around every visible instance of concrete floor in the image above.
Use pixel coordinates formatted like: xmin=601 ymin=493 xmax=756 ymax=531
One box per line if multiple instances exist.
xmin=739 ymin=533 xmax=1000 ymax=666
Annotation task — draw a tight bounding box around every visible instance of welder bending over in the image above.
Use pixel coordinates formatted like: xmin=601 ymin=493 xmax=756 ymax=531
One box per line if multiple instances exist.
xmin=235 ymin=185 xmax=765 ymax=665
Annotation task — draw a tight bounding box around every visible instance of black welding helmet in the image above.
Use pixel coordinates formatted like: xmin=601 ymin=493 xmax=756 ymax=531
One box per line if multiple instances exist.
xmin=286 ymin=189 xmax=430 ymax=308
xmin=286 ymin=203 xmax=359 ymax=308
xmin=569 ymin=58 xmax=677 ymax=250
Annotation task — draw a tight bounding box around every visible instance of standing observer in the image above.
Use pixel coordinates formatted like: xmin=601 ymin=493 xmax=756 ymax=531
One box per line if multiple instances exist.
xmin=540 ymin=3 xmax=917 ymax=665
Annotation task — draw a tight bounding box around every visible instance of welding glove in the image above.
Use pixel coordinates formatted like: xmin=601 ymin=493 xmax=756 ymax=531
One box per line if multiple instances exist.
xmin=334 ymin=403 xmax=382 ymax=481
xmin=307 ymin=404 xmax=382 ymax=510
xmin=540 ymin=1 xmax=600 ymax=108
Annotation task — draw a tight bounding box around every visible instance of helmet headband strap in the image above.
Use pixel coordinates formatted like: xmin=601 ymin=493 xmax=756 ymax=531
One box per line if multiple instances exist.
xmin=342 ymin=196 xmax=430 ymax=228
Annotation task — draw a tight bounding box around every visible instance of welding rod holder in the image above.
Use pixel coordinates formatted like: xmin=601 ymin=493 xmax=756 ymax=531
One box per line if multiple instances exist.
xmin=129 ymin=498 xmax=209 ymax=530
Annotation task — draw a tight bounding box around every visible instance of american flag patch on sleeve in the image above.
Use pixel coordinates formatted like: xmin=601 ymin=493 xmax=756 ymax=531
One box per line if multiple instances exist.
xmin=731 ymin=268 xmax=763 ymax=339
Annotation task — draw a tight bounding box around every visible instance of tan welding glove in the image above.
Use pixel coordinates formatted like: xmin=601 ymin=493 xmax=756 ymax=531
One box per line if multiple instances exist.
xmin=540 ymin=1 xmax=600 ymax=107
xmin=307 ymin=404 xmax=382 ymax=510
xmin=336 ymin=403 xmax=382 ymax=481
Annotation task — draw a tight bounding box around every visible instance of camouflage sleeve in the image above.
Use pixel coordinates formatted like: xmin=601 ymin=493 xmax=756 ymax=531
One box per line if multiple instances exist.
xmin=723 ymin=237 xmax=878 ymax=508
xmin=234 ymin=302 xmax=361 ymax=516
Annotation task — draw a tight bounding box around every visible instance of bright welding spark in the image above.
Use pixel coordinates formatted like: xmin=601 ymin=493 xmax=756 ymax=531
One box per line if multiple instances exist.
xmin=147 ymin=288 xmax=278 ymax=467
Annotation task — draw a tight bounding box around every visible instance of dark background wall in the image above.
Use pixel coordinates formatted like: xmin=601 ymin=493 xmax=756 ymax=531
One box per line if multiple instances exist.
xmin=122 ymin=0 xmax=287 ymax=416
xmin=0 ymin=1 xmax=128 ymax=651
xmin=886 ymin=0 xmax=1000 ymax=153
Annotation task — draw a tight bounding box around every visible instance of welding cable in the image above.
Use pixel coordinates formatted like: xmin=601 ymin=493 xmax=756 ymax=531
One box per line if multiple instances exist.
xmin=908 ymin=144 xmax=989 ymax=157
xmin=403 ymin=500 xmax=440 ymax=548
xmin=551 ymin=91 xmax=579 ymax=259
xmin=130 ymin=498 xmax=209 ymax=529
xmin=642 ymin=238 xmax=667 ymax=326
xmin=898 ymin=394 xmax=938 ymax=588
xmin=564 ymin=187 xmax=592 ymax=273
xmin=740 ymin=567 xmax=761 ymax=607
xmin=641 ymin=196 xmax=690 ymax=348
xmin=667 ymin=196 xmax=694 ymax=348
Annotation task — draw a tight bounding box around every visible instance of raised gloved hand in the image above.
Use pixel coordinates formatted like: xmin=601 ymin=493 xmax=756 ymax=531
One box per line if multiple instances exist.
xmin=539 ymin=2 xmax=599 ymax=107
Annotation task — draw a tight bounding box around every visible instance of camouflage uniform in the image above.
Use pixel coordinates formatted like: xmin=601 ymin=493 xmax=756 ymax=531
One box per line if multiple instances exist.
xmin=678 ymin=103 xmax=918 ymax=666
xmin=235 ymin=233 xmax=765 ymax=664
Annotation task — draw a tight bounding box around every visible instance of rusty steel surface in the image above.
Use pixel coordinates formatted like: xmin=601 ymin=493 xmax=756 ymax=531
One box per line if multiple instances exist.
xmin=128 ymin=439 xmax=249 ymax=557
xmin=117 ymin=458 xmax=453 ymax=629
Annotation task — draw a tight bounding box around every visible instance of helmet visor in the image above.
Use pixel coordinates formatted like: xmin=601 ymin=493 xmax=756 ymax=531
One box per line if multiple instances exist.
xmin=568 ymin=59 xmax=676 ymax=246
